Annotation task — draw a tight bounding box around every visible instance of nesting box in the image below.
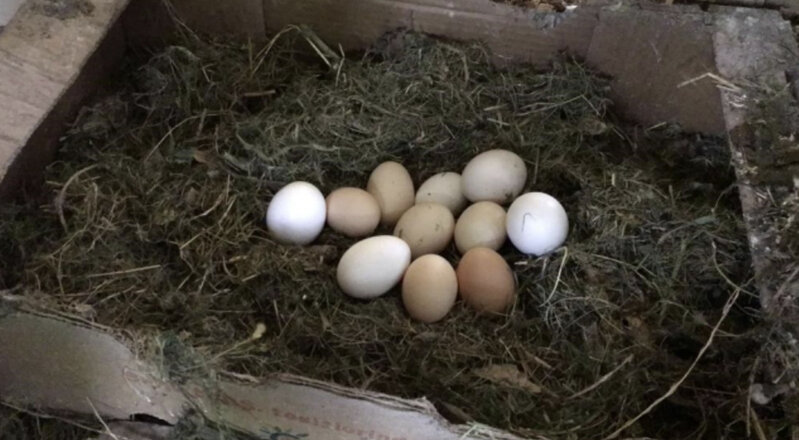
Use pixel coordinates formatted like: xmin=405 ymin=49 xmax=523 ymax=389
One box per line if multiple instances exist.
xmin=0 ymin=1 xmax=797 ymax=439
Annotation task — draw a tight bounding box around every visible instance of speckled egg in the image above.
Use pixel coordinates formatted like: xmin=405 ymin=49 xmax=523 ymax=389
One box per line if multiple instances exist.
xmin=394 ymin=203 xmax=455 ymax=258
xmin=415 ymin=172 xmax=467 ymax=215
xmin=462 ymin=149 xmax=527 ymax=204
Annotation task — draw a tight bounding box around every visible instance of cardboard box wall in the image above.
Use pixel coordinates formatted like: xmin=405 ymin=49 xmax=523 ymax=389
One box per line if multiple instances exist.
xmin=0 ymin=0 xmax=797 ymax=438
xmin=0 ymin=299 xmax=523 ymax=439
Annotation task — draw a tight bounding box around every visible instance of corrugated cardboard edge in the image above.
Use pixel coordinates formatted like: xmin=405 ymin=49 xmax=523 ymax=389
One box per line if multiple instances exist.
xmin=0 ymin=302 xmax=524 ymax=440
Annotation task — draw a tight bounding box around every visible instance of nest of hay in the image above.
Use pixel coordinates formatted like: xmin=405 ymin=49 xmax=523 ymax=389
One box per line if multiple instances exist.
xmin=0 ymin=26 xmax=786 ymax=439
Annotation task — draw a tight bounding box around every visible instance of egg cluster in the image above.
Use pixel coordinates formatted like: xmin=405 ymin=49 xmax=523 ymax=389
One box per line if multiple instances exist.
xmin=265 ymin=149 xmax=568 ymax=323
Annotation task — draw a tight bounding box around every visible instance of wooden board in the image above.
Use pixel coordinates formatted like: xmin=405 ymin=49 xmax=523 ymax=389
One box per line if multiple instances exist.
xmin=0 ymin=0 xmax=26 ymax=28
xmin=0 ymin=0 xmax=129 ymax=200
xmin=713 ymin=7 xmax=799 ymax=326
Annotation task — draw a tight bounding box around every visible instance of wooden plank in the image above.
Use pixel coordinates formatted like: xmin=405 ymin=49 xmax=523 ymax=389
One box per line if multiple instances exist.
xmin=0 ymin=16 xmax=128 ymax=201
xmin=0 ymin=51 xmax=62 ymax=109
xmin=0 ymin=0 xmax=130 ymax=200
xmin=712 ymin=7 xmax=799 ymax=324
xmin=0 ymin=95 xmax=42 ymax=144
xmin=0 ymin=137 xmax=18 ymax=180
xmin=0 ymin=0 xmax=129 ymax=82
xmin=0 ymin=0 xmax=26 ymax=27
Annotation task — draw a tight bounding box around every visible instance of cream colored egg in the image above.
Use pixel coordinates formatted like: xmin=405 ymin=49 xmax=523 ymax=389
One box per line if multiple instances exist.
xmin=337 ymin=236 xmax=411 ymax=299
xmin=454 ymin=202 xmax=506 ymax=254
xmin=394 ymin=203 xmax=455 ymax=259
xmin=367 ymin=161 xmax=415 ymax=226
xmin=326 ymin=187 xmax=381 ymax=238
xmin=415 ymin=172 xmax=467 ymax=215
xmin=402 ymin=254 xmax=458 ymax=323
xmin=462 ymin=149 xmax=527 ymax=204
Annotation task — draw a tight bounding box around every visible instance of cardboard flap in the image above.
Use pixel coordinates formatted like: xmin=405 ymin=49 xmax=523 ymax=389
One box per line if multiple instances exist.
xmin=585 ymin=7 xmax=726 ymax=134
xmin=0 ymin=310 xmax=186 ymax=423
xmin=190 ymin=376 xmax=523 ymax=440
xmin=0 ymin=307 xmax=523 ymax=439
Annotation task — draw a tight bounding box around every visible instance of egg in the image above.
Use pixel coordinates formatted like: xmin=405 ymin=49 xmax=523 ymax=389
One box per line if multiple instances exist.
xmin=415 ymin=172 xmax=467 ymax=215
xmin=456 ymin=247 xmax=515 ymax=314
xmin=266 ymin=181 xmax=326 ymax=245
xmin=337 ymin=236 xmax=411 ymax=299
xmin=462 ymin=149 xmax=527 ymax=204
xmin=394 ymin=203 xmax=455 ymax=258
xmin=506 ymin=192 xmax=568 ymax=256
xmin=454 ymin=201 xmax=506 ymax=254
xmin=402 ymin=254 xmax=458 ymax=323
xmin=326 ymin=187 xmax=381 ymax=238
xmin=367 ymin=161 xmax=415 ymax=226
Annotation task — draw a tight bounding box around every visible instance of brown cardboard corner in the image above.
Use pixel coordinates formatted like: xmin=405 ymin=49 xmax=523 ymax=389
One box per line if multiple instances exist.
xmin=120 ymin=0 xmax=175 ymax=48
xmin=171 ymin=0 xmax=266 ymax=39
xmin=585 ymin=6 xmax=726 ymax=134
xmin=190 ymin=374 xmax=525 ymax=440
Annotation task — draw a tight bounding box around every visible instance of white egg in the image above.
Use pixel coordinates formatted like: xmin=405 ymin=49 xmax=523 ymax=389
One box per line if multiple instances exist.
xmin=462 ymin=149 xmax=527 ymax=204
xmin=506 ymin=192 xmax=568 ymax=256
xmin=266 ymin=181 xmax=326 ymax=245
xmin=415 ymin=172 xmax=467 ymax=215
xmin=337 ymin=236 xmax=411 ymax=299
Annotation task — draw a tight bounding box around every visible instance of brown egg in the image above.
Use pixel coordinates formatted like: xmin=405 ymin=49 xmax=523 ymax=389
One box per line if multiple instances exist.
xmin=393 ymin=203 xmax=455 ymax=258
xmin=326 ymin=187 xmax=381 ymax=237
xmin=456 ymin=247 xmax=515 ymax=314
xmin=402 ymin=254 xmax=458 ymax=323
xmin=366 ymin=161 xmax=415 ymax=226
